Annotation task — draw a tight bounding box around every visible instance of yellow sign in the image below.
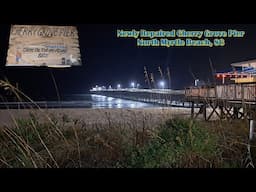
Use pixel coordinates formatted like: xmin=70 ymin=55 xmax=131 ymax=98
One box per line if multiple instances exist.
xmin=6 ymin=25 xmax=81 ymax=67
xmin=234 ymin=77 xmax=256 ymax=84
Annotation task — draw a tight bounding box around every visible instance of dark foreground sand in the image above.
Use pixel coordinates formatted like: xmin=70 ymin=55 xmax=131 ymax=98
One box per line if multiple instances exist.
xmin=0 ymin=107 xmax=195 ymax=128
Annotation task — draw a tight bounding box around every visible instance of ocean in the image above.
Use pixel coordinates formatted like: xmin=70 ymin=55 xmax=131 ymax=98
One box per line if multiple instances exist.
xmin=0 ymin=94 xmax=159 ymax=109
xmin=62 ymin=94 xmax=158 ymax=108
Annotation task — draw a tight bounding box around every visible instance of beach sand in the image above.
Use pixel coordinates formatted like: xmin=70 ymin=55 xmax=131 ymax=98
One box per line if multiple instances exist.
xmin=0 ymin=107 xmax=193 ymax=128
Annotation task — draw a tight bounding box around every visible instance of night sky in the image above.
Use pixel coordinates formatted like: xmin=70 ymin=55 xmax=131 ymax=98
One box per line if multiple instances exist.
xmin=1 ymin=24 xmax=256 ymax=100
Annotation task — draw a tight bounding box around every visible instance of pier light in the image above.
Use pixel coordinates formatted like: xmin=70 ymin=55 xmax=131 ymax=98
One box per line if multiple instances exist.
xmin=159 ymin=81 xmax=165 ymax=89
xmin=131 ymin=82 xmax=135 ymax=88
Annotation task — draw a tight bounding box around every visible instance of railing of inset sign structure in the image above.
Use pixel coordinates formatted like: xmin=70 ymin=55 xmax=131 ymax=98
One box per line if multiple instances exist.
xmin=185 ymin=83 xmax=256 ymax=101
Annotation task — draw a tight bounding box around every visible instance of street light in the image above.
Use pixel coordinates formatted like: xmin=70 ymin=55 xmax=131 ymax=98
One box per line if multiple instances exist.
xmin=117 ymin=84 xmax=121 ymax=89
xmin=159 ymin=81 xmax=165 ymax=89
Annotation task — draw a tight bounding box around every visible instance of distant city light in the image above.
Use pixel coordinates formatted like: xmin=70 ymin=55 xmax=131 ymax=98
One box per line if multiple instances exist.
xmin=159 ymin=81 xmax=165 ymax=89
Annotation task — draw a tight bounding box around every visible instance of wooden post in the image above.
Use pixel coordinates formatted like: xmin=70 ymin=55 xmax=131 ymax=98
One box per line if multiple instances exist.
xmin=191 ymin=101 xmax=194 ymax=118
xmin=233 ymin=107 xmax=239 ymax=119
xmin=249 ymin=119 xmax=254 ymax=141
xmin=219 ymin=106 xmax=223 ymax=119
xmin=222 ymin=76 xmax=225 ymax=84
xmin=203 ymin=103 xmax=207 ymax=121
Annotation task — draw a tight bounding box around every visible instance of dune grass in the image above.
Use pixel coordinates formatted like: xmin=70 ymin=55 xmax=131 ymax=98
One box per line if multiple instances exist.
xmin=0 ymin=113 xmax=254 ymax=168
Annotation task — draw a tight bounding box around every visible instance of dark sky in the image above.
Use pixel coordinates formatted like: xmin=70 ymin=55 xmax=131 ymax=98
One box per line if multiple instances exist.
xmin=1 ymin=24 xmax=256 ymax=100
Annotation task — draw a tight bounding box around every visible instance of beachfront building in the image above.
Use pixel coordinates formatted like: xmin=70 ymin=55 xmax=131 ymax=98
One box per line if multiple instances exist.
xmin=215 ymin=59 xmax=256 ymax=84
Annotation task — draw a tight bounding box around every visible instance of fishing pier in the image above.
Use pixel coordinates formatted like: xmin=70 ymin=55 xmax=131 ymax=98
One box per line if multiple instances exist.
xmin=90 ymin=88 xmax=185 ymax=107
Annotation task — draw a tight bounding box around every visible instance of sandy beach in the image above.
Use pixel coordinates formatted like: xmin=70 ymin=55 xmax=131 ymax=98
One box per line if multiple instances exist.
xmin=0 ymin=107 xmax=193 ymax=128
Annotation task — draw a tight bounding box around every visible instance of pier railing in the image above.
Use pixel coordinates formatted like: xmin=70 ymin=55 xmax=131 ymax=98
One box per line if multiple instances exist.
xmin=185 ymin=83 xmax=256 ymax=121
xmin=185 ymin=83 xmax=256 ymax=101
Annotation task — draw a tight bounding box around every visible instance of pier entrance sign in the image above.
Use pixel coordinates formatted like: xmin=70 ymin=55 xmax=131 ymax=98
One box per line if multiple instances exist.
xmin=6 ymin=25 xmax=81 ymax=68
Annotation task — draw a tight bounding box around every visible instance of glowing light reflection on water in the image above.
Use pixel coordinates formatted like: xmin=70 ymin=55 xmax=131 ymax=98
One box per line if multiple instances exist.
xmin=90 ymin=94 xmax=155 ymax=109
